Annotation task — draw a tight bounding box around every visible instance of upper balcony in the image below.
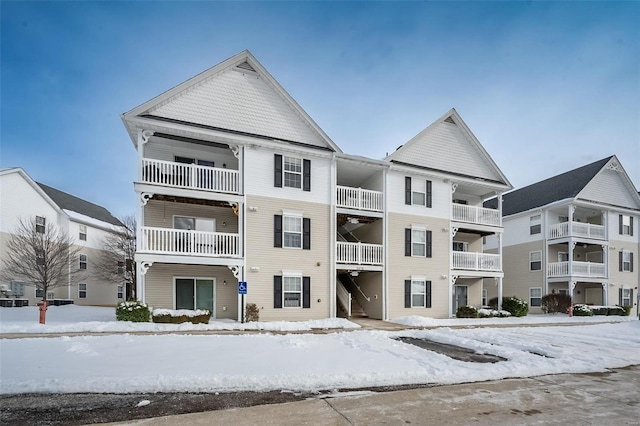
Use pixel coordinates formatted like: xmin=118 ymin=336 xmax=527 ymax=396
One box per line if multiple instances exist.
xmin=452 ymin=252 xmax=501 ymax=272
xmin=139 ymin=226 xmax=241 ymax=258
xmin=452 ymin=204 xmax=500 ymax=227
xmin=547 ymin=261 xmax=606 ymax=278
xmin=336 ymin=241 xmax=383 ymax=267
xmin=336 ymin=186 xmax=383 ymax=213
xmin=141 ymin=158 xmax=240 ymax=195
xmin=548 ymin=221 xmax=606 ymax=241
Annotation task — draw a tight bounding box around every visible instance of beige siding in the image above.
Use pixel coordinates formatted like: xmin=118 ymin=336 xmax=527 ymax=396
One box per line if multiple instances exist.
xmin=608 ymin=240 xmax=638 ymax=309
xmin=244 ymin=195 xmax=331 ymax=321
xmin=387 ymin=213 xmax=450 ymax=319
xmin=144 ymin=263 xmax=238 ymax=319
xmin=350 ymin=271 xmax=383 ymax=319
xmin=144 ymin=200 xmax=238 ymax=233
xmin=502 ymin=240 xmax=545 ymax=313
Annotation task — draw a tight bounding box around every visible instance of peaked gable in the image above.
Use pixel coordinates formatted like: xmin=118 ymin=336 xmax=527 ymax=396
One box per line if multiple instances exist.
xmin=124 ymin=50 xmax=340 ymax=152
xmin=386 ymin=109 xmax=509 ymax=185
xmin=577 ymin=156 xmax=640 ymax=210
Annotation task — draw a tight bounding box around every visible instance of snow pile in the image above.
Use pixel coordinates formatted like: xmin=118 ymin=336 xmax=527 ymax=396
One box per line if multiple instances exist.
xmin=152 ymin=309 xmax=210 ymax=317
xmin=391 ymin=314 xmax=635 ymax=328
xmin=478 ymin=309 xmax=511 ymax=317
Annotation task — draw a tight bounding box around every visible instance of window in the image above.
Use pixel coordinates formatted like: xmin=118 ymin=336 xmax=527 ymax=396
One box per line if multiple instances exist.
xmin=621 ymin=288 xmax=632 ymax=307
xmin=117 ymin=261 xmax=125 ymax=275
xmin=283 ymin=216 xmax=302 ymax=248
xmin=35 ymin=249 xmax=45 ymax=266
xmin=79 ymin=224 xmax=87 ymax=241
xmin=558 ymin=289 xmax=568 ymax=296
xmin=79 ymin=254 xmax=87 ymax=270
xmin=530 ymin=251 xmax=542 ymax=271
xmin=405 ymin=228 xmax=432 ymax=257
xmin=452 ymin=241 xmax=469 ymax=252
xmin=558 ymin=252 xmax=569 ymax=262
xmin=558 ymin=215 xmax=569 ymax=223
xmin=10 ymin=281 xmax=25 ymax=297
xmin=274 ymin=214 xmax=310 ymax=250
xmin=78 ymin=283 xmax=87 ymax=299
xmin=35 ymin=286 xmax=44 ymax=299
xmin=283 ymin=276 xmax=302 ymax=307
xmin=620 ymin=215 xmax=634 ymax=236
xmin=36 ymin=216 xmax=46 ymax=234
xmin=274 ymin=154 xmax=310 ymax=191
xmin=274 ymin=274 xmax=311 ymax=309
xmin=117 ymin=285 xmax=124 ymax=299
xmin=482 ymin=288 xmax=488 ymax=306
xmin=405 ymin=177 xmax=432 ymax=207
xmin=530 ymin=215 xmax=541 ymax=235
xmin=283 ymin=156 xmax=302 ymax=189
xmin=530 ymin=287 xmax=542 ymax=307
xmin=621 ymin=251 xmax=632 ymax=272
xmin=404 ymin=278 xmax=432 ymax=308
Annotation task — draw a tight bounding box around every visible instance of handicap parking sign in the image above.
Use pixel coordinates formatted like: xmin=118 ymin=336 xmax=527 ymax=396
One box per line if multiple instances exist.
xmin=238 ymin=281 xmax=247 ymax=295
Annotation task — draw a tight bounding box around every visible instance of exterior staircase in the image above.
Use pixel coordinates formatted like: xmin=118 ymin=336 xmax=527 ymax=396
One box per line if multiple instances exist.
xmin=350 ymin=296 xmax=368 ymax=318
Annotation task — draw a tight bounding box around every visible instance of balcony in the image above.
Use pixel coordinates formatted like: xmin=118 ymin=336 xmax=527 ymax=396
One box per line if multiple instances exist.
xmin=337 ymin=186 xmax=383 ymax=212
xmin=336 ymin=242 xmax=383 ymax=266
xmin=548 ymin=222 xmax=605 ymax=240
xmin=452 ymin=252 xmax=501 ymax=272
xmin=140 ymin=227 xmax=240 ymax=257
xmin=141 ymin=158 xmax=240 ymax=194
xmin=451 ymin=204 xmax=500 ymax=227
xmin=547 ymin=261 xmax=606 ymax=278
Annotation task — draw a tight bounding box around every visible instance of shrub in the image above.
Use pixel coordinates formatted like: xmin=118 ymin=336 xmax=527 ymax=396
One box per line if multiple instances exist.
xmin=245 ymin=303 xmax=259 ymax=322
xmin=488 ymin=297 xmax=499 ymax=310
xmin=608 ymin=307 xmax=626 ymax=316
xmin=456 ymin=305 xmax=479 ymax=318
xmin=591 ymin=307 xmax=609 ymax=316
xmin=541 ymin=293 xmax=572 ymax=314
xmin=572 ymin=304 xmax=593 ymax=316
xmin=501 ymin=296 xmax=528 ymax=317
xmin=152 ymin=309 xmax=211 ymax=324
xmin=116 ymin=300 xmax=151 ymax=322
xmin=621 ymin=305 xmax=632 ymax=316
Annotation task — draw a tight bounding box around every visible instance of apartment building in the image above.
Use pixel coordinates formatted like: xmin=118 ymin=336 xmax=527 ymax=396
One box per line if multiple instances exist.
xmin=122 ymin=50 xmax=511 ymax=321
xmin=484 ymin=156 xmax=639 ymax=313
xmin=0 ymin=168 xmax=125 ymax=306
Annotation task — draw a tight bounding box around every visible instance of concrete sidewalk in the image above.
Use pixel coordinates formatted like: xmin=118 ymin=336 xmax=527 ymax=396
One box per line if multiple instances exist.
xmin=105 ymin=366 xmax=640 ymax=426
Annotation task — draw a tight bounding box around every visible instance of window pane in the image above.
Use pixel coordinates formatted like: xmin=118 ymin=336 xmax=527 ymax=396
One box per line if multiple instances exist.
xmin=284 ymin=173 xmax=301 ymax=188
xmin=412 ymin=230 xmax=425 ymax=243
xmin=412 ymin=294 xmax=425 ymax=307
xmin=530 ymin=288 xmax=542 ymax=298
xmin=284 ymin=217 xmax=301 ymax=232
xmin=283 ymin=277 xmax=301 ymax=291
xmin=284 ymin=157 xmax=302 ymax=172
xmin=411 ymin=281 xmax=425 ymax=294
xmin=412 ymin=243 xmax=425 ymax=256
xmin=531 ymin=252 xmax=541 ymax=262
xmin=284 ymin=233 xmax=301 ymax=248
xmin=412 ymin=192 xmax=425 ymax=205
xmin=283 ymin=293 xmax=301 ymax=307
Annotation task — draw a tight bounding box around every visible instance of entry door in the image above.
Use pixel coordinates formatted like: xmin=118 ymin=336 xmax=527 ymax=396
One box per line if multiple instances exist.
xmin=454 ymin=285 xmax=468 ymax=310
xmin=176 ymin=278 xmax=195 ymax=309
xmin=196 ymin=279 xmax=215 ymax=313
xmin=175 ymin=278 xmax=215 ymax=314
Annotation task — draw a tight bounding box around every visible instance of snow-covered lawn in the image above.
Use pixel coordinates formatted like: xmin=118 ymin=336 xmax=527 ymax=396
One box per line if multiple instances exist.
xmin=0 ymin=306 xmax=638 ymax=395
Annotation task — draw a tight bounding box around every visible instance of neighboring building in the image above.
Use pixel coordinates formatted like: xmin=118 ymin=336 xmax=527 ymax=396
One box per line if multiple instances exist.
xmin=0 ymin=168 xmax=125 ymax=306
xmin=484 ymin=156 xmax=639 ymax=313
xmin=121 ymin=50 xmax=511 ymax=321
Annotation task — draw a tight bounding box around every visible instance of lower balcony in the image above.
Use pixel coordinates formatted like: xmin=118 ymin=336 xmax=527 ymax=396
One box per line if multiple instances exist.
xmin=140 ymin=227 xmax=240 ymax=257
xmin=452 ymin=252 xmax=501 ymax=272
xmin=547 ymin=261 xmax=606 ymax=278
xmin=336 ymin=242 xmax=383 ymax=266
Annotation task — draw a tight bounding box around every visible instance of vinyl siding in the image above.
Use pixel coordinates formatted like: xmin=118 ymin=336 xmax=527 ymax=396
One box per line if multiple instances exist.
xmin=386 ymin=171 xmax=450 ymax=219
xmin=144 ymin=200 xmax=238 ymax=233
xmin=579 ymin=168 xmax=639 ymax=210
xmin=608 ymin=240 xmax=638 ymax=309
xmin=144 ymin=136 xmax=238 ymax=171
xmin=244 ymin=194 xmax=331 ymax=321
xmin=501 ymin=240 xmax=545 ymax=313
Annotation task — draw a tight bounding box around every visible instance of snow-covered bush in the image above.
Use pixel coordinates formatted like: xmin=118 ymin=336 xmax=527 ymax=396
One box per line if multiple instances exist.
xmin=478 ymin=308 xmax=511 ymax=318
xmin=116 ymin=300 xmax=150 ymax=322
xmin=245 ymin=303 xmax=259 ymax=322
xmin=502 ymin=296 xmax=528 ymax=317
xmin=152 ymin=309 xmax=211 ymax=324
xmin=456 ymin=305 xmax=478 ymax=318
xmin=572 ymin=304 xmax=593 ymax=316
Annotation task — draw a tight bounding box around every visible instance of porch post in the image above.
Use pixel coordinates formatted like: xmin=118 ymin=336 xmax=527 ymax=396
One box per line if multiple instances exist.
xmin=497 ymin=192 xmax=503 ymax=226
xmin=602 ymin=282 xmax=608 ymax=306
xmin=497 ymin=277 xmax=503 ymax=311
xmin=569 ymin=281 xmax=576 ymax=303
xmin=569 ymin=241 xmax=576 ymax=277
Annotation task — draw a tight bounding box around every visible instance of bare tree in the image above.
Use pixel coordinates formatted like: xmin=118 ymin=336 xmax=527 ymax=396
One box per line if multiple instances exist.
xmin=93 ymin=214 xmax=137 ymax=300
xmin=1 ymin=218 xmax=82 ymax=300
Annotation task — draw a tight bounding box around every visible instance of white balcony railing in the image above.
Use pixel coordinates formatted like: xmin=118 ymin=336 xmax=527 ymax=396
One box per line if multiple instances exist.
xmin=141 ymin=158 xmax=240 ymax=194
xmin=336 ymin=242 xmax=383 ymax=265
xmin=452 ymin=252 xmax=501 ymax=271
xmin=336 ymin=186 xmax=383 ymax=212
xmin=451 ymin=204 xmax=500 ymax=226
xmin=140 ymin=226 xmax=240 ymax=257
xmin=548 ymin=221 xmax=606 ymax=240
xmin=547 ymin=261 xmax=606 ymax=278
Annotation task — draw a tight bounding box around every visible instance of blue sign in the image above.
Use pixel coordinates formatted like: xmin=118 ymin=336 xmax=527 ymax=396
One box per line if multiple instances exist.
xmin=238 ymin=281 xmax=247 ymax=295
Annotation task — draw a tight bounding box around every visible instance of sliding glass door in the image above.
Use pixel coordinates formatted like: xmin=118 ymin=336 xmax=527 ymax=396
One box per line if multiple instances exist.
xmin=175 ymin=278 xmax=215 ymax=314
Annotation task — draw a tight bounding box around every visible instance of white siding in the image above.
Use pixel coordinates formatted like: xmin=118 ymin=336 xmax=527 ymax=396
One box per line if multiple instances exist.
xmin=386 ymin=170 xmax=450 ymax=219
xmin=579 ymin=168 xmax=640 ymax=210
xmin=608 ymin=212 xmax=639 ymax=245
xmin=0 ymin=172 xmax=60 ymax=233
xmin=144 ymin=136 xmax=238 ymax=171
xmin=502 ymin=213 xmax=545 ymax=247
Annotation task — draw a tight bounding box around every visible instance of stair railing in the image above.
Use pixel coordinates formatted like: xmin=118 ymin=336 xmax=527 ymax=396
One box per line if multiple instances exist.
xmin=336 ymin=280 xmax=352 ymax=317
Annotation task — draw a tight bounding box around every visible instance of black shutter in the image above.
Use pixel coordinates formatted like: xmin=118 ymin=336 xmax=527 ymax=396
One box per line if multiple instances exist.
xmin=631 ymin=217 xmax=634 ymax=236
xmin=426 ymin=180 xmax=432 ymax=208
xmin=619 ymin=215 xmax=623 ymax=234
xmin=426 ymin=230 xmax=432 ymax=258
xmin=405 ymin=228 xmax=411 ymax=256
xmin=405 ymin=177 xmax=411 ymax=205
xmin=303 ymin=159 xmax=311 ymax=192
xmin=619 ymin=251 xmax=623 ymax=271
xmin=619 ymin=288 xmax=623 ymax=305
xmin=630 ymin=252 xmax=634 ymax=272
xmin=404 ymin=280 xmax=411 ymax=308
xmin=426 ymin=281 xmax=432 ymax=308
xmin=274 ymin=215 xmax=282 ymax=248
xmin=274 ymin=154 xmax=282 ymax=188
xmin=274 ymin=276 xmax=282 ymax=308
xmin=303 ymin=218 xmax=311 ymax=250
xmin=630 ymin=290 xmax=635 ymax=307
xmin=303 ymin=276 xmax=311 ymax=308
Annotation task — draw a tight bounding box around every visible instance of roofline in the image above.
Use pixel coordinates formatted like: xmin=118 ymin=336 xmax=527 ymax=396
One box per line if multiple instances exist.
xmin=0 ymin=168 xmax=66 ymax=216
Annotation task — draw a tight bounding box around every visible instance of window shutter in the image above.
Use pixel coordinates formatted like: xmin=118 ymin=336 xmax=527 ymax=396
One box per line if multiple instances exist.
xmin=631 ymin=217 xmax=634 ymax=236
xmin=630 ymin=290 xmax=634 ymax=307
xmin=631 ymin=252 xmax=634 ymax=272
xmin=274 ymin=215 xmax=282 ymax=248
xmin=405 ymin=177 xmax=411 ymax=205
xmin=303 ymin=276 xmax=311 ymax=308
xmin=303 ymin=218 xmax=311 ymax=250
xmin=426 ymin=180 xmax=432 ymax=208
xmin=274 ymin=154 xmax=283 ymax=188
xmin=405 ymin=228 xmax=411 ymax=256
xmin=619 ymin=288 xmax=623 ymax=305
xmin=426 ymin=231 xmax=432 ymax=258
xmin=274 ymin=276 xmax=282 ymax=308
xmin=619 ymin=251 xmax=623 ymax=272
xmin=619 ymin=215 xmax=623 ymax=234
xmin=404 ymin=280 xmax=411 ymax=308
xmin=426 ymin=281 xmax=432 ymax=308
xmin=303 ymin=159 xmax=311 ymax=192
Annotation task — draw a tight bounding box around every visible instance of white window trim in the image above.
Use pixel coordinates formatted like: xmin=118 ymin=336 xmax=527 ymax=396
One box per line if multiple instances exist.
xmin=622 ymin=250 xmax=631 ymax=271
xmin=117 ymin=285 xmax=124 ymax=299
xmin=282 ymin=273 xmax=303 ymax=308
xmin=622 ymin=288 xmax=631 ymax=306
xmin=36 ymin=216 xmax=46 ymax=234
xmin=482 ymin=288 xmax=488 ymax=306
xmin=622 ymin=215 xmax=631 ymax=235
xmin=173 ymin=215 xmax=216 ymax=232
xmin=410 ymin=276 xmax=426 ymax=308
xmin=411 ymin=225 xmax=426 ymax=257
xmin=172 ymin=276 xmax=216 ymax=316
xmin=79 ymin=224 xmax=87 ymax=241
xmin=529 ymin=250 xmax=542 ymax=271
xmin=283 ymin=214 xmax=303 ymax=249
xmin=79 ymin=254 xmax=88 ymax=270
xmin=78 ymin=283 xmax=87 ymax=299
xmin=453 ymin=241 xmax=469 ymax=252
xmin=530 ymin=215 xmax=541 ymax=235
xmin=529 ymin=287 xmax=542 ymax=307
xmin=283 ymin=155 xmax=303 ymax=189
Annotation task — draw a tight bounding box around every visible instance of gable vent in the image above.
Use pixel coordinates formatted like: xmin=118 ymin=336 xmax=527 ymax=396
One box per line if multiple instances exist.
xmin=444 ymin=116 xmax=455 ymax=124
xmin=236 ymin=61 xmax=256 ymax=73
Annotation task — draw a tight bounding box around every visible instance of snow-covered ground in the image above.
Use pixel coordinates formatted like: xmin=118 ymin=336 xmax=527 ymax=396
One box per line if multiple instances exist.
xmin=0 ymin=306 xmax=638 ymax=394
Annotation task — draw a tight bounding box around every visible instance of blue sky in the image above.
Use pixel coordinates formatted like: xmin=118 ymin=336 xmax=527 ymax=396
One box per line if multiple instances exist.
xmin=2 ymin=1 xmax=639 ymax=217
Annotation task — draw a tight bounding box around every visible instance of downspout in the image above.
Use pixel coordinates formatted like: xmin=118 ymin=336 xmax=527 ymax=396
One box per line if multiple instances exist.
xmin=329 ymin=153 xmax=336 ymax=318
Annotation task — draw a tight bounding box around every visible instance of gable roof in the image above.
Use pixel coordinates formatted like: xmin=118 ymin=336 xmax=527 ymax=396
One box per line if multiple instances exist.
xmin=36 ymin=182 xmax=123 ymax=227
xmin=122 ymin=50 xmax=341 ymax=153
xmin=485 ymin=156 xmax=615 ymax=215
xmin=385 ymin=109 xmax=511 ymax=186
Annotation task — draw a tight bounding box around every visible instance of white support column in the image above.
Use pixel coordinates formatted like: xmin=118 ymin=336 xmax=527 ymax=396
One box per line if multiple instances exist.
xmin=569 ymin=241 xmax=576 ymax=277
xmin=497 ymin=277 xmax=503 ymax=311
xmin=329 ymin=153 xmax=337 ymax=319
xmin=602 ymin=282 xmax=608 ymax=306
xmin=497 ymin=191 xmax=503 ymax=226
xmin=569 ymin=281 xmax=576 ymax=302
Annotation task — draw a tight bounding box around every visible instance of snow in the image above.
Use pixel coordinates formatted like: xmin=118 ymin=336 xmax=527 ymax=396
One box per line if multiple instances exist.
xmin=1 ymin=306 xmax=639 ymax=395
xmin=391 ymin=314 xmax=635 ymax=327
